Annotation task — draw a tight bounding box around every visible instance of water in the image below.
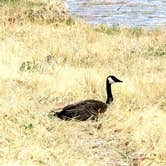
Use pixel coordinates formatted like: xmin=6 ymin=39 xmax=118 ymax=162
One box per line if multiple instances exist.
xmin=65 ymin=0 xmax=166 ymax=28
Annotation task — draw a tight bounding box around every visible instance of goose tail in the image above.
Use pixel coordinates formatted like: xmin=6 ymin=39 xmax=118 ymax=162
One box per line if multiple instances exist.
xmin=48 ymin=109 xmax=62 ymax=118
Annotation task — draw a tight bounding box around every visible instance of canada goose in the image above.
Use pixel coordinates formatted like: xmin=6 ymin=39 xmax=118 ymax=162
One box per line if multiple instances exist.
xmin=50 ymin=75 xmax=122 ymax=121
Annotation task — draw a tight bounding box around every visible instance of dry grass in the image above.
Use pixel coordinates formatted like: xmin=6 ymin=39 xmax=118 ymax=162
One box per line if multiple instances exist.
xmin=0 ymin=0 xmax=71 ymax=25
xmin=0 ymin=1 xmax=166 ymax=165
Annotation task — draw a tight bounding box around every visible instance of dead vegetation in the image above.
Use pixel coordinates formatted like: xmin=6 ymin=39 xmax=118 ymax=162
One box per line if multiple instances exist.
xmin=0 ymin=0 xmax=166 ymax=165
xmin=0 ymin=0 xmax=71 ymax=25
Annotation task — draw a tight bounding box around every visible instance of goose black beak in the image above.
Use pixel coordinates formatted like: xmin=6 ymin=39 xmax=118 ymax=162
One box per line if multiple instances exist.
xmin=115 ymin=78 xmax=123 ymax=83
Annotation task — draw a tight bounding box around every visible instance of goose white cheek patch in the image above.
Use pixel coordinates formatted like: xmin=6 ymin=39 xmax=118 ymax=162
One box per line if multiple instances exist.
xmin=108 ymin=77 xmax=115 ymax=84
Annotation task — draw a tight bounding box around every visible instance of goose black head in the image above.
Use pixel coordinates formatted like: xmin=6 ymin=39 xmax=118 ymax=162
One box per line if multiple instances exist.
xmin=107 ymin=75 xmax=123 ymax=84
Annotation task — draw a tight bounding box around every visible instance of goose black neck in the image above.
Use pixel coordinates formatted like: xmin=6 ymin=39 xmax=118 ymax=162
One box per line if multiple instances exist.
xmin=106 ymin=80 xmax=113 ymax=104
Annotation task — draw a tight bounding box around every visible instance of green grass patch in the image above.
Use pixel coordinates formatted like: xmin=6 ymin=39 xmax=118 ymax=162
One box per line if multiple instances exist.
xmin=95 ymin=24 xmax=120 ymax=35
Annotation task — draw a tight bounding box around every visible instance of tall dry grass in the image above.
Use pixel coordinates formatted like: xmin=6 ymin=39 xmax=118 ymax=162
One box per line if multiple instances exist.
xmin=0 ymin=1 xmax=166 ymax=165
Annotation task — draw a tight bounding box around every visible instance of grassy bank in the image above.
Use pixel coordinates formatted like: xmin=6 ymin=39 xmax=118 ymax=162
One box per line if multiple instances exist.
xmin=0 ymin=0 xmax=166 ymax=165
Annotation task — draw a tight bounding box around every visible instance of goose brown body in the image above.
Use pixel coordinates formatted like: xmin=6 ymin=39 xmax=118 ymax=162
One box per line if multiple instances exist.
xmin=51 ymin=75 xmax=122 ymax=121
xmin=55 ymin=99 xmax=107 ymax=121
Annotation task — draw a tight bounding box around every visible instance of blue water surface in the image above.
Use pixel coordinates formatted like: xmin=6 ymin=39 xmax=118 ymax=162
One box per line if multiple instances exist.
xmin=65 ymin=0 xmax=166 ymax=28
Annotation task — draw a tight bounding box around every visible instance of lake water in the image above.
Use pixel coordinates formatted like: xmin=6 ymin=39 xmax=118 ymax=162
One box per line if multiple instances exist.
xmin=65 ymin=0 xmax=166 ymax=28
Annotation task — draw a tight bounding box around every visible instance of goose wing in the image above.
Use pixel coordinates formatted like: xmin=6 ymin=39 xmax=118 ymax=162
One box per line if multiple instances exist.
xmin=57 ymin=100 xmax=107 ymax=120
xmin=63 ymin=99 xmax=106 ymax=112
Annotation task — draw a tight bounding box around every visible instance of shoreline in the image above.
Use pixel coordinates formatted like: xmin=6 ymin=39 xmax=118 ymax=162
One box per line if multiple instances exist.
xmin=1 ymin=0 xmax=165 ymax=31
